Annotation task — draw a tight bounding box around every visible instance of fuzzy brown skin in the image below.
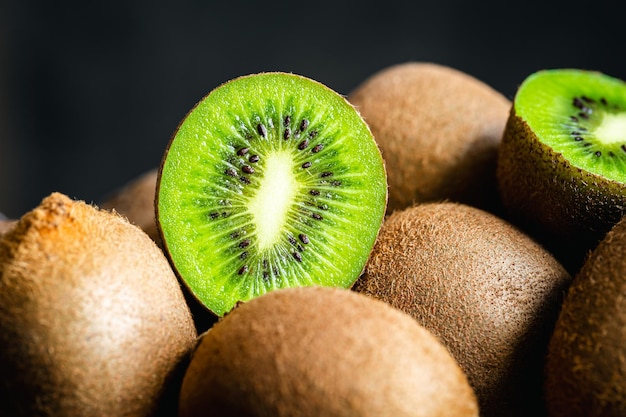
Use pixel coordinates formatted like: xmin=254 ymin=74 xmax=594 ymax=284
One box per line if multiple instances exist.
xmin=0 ymin=219 xmax=16 ymax=237
xmin=100 ymin=169 xmax=162 ymax=248
xmin=497 ymin=108 xmax=626 ymax=274
xmin=348 ymin=62 xmax=510 ymax=215
xmin=0 ymin=192 xmax=198 ymax=417
xmin=179 ymin=286 xmax=479 ymax=417
xmin=545 ymin=216 xmax=626 ymax=417
xmin=353 ymin=202 xmax=572 ymax=417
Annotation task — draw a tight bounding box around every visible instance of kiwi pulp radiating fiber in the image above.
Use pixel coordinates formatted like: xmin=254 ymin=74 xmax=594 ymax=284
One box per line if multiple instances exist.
xmin=497 ymin=69 xmax=626 ymax=272
xmin=157 ymin=72 xmax=387 ymax=317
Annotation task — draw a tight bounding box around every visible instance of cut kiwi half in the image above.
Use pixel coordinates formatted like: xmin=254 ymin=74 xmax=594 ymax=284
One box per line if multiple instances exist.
xmin=156 ymin=72 xmax=387 ymax=317
xmin=497 ymin=69 xmax=626 ymax=272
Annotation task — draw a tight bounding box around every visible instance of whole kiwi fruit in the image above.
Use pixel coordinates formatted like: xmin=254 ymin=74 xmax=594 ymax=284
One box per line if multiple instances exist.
xmin=353 ymin=202 xmax=572 ymax=417
xmin=0 ymin=192 xmax=198 ymax=417
xmin=178 ymin=286 xmax=479 ymax=417
xmin=497 ymin=68 xmax=626 ymax=274
xmin=348 ymin=62 xmax=510 ymax=214
xmin=545 ymin=214 xmax=626 ymax=417
xmin=0 ymin=217 xmax=15 ymax=237
xmin=100 ymin=168 xmax=162 ymax=248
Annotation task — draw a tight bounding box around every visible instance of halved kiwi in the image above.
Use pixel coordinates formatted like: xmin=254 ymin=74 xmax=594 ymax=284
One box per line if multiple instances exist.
xmin=497 ymin=69 xmax=626 ymax=272
xmin=156 ymin=72 xmax=387 ymax=317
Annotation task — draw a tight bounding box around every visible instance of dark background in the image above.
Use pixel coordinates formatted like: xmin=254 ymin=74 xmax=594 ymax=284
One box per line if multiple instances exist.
xmin=1 ymin=0 xmax=624 ymax=218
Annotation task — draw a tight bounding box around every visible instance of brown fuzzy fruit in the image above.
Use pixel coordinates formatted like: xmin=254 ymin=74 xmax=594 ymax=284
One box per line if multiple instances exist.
xmin=0 ymin=192 xmax=198 ymax=417
xmin=545 ymin=215 xmax=626 ymax=417
xmin=100 ymin=169 xmax=162 ymax=248
xmin=353 ymin=202 xmax=572 ymax=417
xmin=348 ymin=62 xmax=510 ymax=214
xmin=0 ymin=218 xmax=15 ymax=237
xmin=178 ymin=286 xmax=479 ymax=417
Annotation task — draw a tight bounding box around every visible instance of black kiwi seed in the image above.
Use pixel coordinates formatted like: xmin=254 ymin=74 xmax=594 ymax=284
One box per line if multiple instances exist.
xmin=238 ymin=265 xmax=248 ymax=275
xmin=595 ymin=151 xmax=602 ymax=157
xmin=240 ymin=251 xmax=248 ymax=260
xmin=309 ymin=130 xmax=318 ymax=138
xmin=237 ymin=147 xmax=250 ymax=156
xmin=239 ymin=176 xmax=251 ymax=184
xmin=292 ymin=252 xmax=303 ymax=262
xmin=302 ymin=162 xmax=312 ymax=169
xmin=312 ymin=213 xmax=323 ymax=221
xmin=249 ymin=155 xmax=260 ymax=163
xmin=284 ymin=115 xmax=291 ymax=127
xmin=298 ymin=139 xmax=309 ymax=150
xmin=242 ymin=165 xmax=255 ymax=174
xmin=299 ymin=234 xmax=309 ymax=244
xmin=312 ymin=144 xmax=324 ymax=153
xmin=573 ymin=97 xmax=584 ymax=109
xmin=321 ymin=172 xmax=333 ymax=177
xmin=288 ymin=235 xmax=297 ymax=246
xmin=257 ymin=123 xmax=267 ymax=138
xmin=300 ymin=119 xmax=309 ymax=132
xmin=284 ymin=128 xmax=291 ymax=140
xmin=239 ymin=239 xmax=250 ymax=248
xmin=225 ymin=168 xmax=237 ymax=177
xmin=309 ymin=190 xmax=320 ymax=196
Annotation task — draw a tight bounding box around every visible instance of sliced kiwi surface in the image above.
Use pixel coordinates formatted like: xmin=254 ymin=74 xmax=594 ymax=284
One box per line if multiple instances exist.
xmin=515 ymin=69 xmax=626 ymax=181
xmin=157 ymin=72 xmax=387 ymax=316
xmin=497 ymin=69 xmax=626 ymax=272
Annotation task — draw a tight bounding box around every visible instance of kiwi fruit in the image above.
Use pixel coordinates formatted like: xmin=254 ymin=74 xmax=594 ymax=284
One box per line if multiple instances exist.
xmin=544 ymin=213 xmax=626 ymax=417
xmin=178 ymin=286 xmax=479 ymax=417
xmin=100 ymin=168 xmax=162 ymax=248
xmin=156 ymin=72 xmax=388 ymax=317
xmin=0 ymin=192 xmax=198 ymax=417
xmin=0 ymin=217 xmax=15 ymax=237
xmin=353 ymin=202 xmax=572 ymax=417
xmin=347 ymin=62 xmax=510 ymax=214
xmin=497 ymin=68 xmax=626 ymax=273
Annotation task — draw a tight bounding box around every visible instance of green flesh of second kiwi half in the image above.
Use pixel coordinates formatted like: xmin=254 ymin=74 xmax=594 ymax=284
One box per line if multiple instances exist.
xmin=157 ymin=73 xmax=387 ymax=317
xmin=516 ymin=69 xmax=626 ymax=182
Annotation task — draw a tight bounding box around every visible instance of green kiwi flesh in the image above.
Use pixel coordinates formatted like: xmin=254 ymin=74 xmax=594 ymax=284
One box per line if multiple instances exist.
xmin=157 ymin=72 xmax=387 ymax=317
xmin=545 ymin=214 xmax=626 ymax=417
xmin=497 ymin=69 xmax=626 ymax=272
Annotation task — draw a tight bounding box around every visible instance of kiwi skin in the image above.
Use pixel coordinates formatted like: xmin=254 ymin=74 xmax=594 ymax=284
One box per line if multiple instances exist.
xmin=544 ymin=214 xmax=626 ymax=417
xmin=0 ymin=218 xmax=15 ymax=237
xmin=348 ymin=62 xmax=510 ymax=215
xmin=178 ymin=286 xmax=479 ymax=417
xmin=0 ymin=192 xmax=198 ymax=417
xmin=100 ymin=168 xmax=163 ymax=248
xmin=497 ymin=105 xmax=626 ymax=274
xmin=99 ymin=169 xmax=219 ymax=333
xmin=353 ymin=202 xmax=572 ymax=417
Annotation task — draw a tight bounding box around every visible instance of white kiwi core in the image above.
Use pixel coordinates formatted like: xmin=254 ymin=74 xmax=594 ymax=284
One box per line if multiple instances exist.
xmin=248 ymin=151 xmax=299 ymax=250
xmin=595 ymin=113 xmax=626 ymax=145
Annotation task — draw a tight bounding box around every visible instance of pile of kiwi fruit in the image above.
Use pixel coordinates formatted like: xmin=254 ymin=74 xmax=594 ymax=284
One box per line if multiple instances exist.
xmin=2 ymin=63 xmax=626 ymax=417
